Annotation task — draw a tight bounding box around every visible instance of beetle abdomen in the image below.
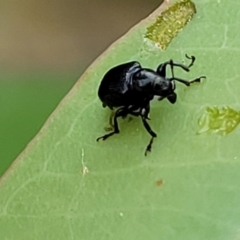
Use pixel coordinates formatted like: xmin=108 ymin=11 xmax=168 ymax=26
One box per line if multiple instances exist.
xmin=98 ymin=61 xmax=141 ymax=108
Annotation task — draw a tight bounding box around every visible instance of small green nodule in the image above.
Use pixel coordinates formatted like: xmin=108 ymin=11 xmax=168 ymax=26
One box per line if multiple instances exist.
xmin=197 ymin=106 xmax=240 ymax=136
xmin=145 ymin=0 xmax=196 ymax=50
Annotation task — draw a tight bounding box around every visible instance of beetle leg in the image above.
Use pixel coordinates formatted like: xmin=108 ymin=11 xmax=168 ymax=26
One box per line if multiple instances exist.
xmin=157 ymin=60 xmax=189 ymax=77
xmin=169 ymin=76 xmax=206 ymax=86
xmin=141 ymin=115 xmax=157 ymax=156
xmin=185 ymin=54 xmax=195 ymax=68
xmin=104 ymin=110 xmax=115 ymax=131
xmin=125 ymin=106 xmax=155 ymax=155
xmin=156 ymin=55 xmax=196 ymax=78
xmin=141 ymin=104 xmax=151 ymax=120
xmin=127 ymin=104 xmax=151 ymax=120
xmin=145 ymin=137 xmax=154 ymax=156
xmin=156 ymin=61 xmax=171 ymax=77
xmin=97 ymin=107 xmax=128 ymax=141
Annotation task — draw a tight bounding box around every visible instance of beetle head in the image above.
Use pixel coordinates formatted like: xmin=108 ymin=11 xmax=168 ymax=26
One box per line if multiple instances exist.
xmin=153 ymin=77 xmax=176 ymax=104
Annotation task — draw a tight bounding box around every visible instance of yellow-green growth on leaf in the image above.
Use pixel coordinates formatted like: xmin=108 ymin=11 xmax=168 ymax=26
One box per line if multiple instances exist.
xmin=197 ymin=106 xmax=240 ymax=135
xmin=145 ymin=0 xmax=196 ymax=50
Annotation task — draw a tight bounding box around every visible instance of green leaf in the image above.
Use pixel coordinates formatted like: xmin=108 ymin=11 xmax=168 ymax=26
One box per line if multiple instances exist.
xmin=1 ymin=1 xmax=240 ymax=239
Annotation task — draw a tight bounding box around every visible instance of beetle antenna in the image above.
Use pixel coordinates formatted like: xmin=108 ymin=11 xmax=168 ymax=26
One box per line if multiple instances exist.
xmin=169 ymin=59 xmax=175 ymax=78
xmin=185 ymin=54 xmax=195 ymax=68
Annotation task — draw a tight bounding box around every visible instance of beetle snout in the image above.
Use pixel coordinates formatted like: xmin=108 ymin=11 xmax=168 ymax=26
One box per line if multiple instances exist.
xmin=167 ymin=93 xmax=177 ymax=104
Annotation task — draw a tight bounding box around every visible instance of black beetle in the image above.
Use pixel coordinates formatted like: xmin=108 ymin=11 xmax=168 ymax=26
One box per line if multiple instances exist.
xmin=96 ymin=54 xmax=205 ymax=155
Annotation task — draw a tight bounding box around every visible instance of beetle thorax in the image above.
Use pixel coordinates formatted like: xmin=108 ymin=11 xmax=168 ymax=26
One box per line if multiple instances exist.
xmin=131 ymin=69 xmax=176 ymax=99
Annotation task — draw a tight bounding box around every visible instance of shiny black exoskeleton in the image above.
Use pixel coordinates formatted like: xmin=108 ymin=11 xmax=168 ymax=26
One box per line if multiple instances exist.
xmin=97 ymin=54 xmax=205 ymax=155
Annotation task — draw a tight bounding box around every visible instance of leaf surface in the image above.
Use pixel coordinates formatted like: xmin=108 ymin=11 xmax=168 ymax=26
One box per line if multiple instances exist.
xmin=1 ymin=1 xmax=240 ymax=239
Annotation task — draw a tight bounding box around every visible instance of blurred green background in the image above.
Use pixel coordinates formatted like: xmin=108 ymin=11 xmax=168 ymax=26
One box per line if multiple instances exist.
xmin=0 ymin=0 xmax=162 ymax=176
